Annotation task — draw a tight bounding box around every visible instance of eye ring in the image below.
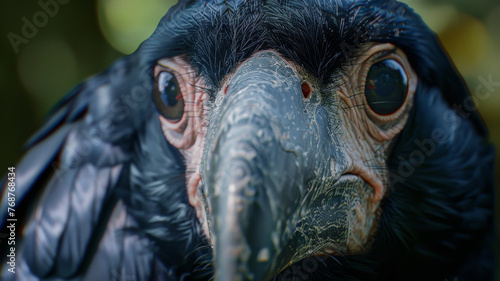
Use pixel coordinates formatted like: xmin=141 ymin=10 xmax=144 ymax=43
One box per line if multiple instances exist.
xmin=152 ymin=69 xmax=184 ymax=122
xmin=358 ymin=47 xmax=417 ymax=125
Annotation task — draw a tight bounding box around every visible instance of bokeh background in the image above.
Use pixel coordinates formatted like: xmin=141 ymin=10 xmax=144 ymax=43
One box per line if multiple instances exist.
xmin=0 ymin=0 xmax=499 ymax=278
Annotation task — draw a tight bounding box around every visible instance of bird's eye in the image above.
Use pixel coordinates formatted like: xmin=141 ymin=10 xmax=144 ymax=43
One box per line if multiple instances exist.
xmin=364 ymin=59 xmax=408 ymax=115
xmin=153 ymin=71 xmax=184 ymax=121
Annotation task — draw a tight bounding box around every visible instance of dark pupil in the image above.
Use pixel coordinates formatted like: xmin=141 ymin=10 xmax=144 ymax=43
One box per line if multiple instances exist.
xmin=365 ymin=59 xmax=408 ymax=115
xmin=159 ymin=72 xmax=179 ymax=106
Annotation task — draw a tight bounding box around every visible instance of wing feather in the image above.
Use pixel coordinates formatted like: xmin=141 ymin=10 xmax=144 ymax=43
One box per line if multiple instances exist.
xmin=82 ymin=201 xmax=157 ymax=281
xmin=54 ymin=164 xmax=122 ymax=278
xmin=22 ymin=167 xmax=79 ymax=277
xmin=0 ymin=54 xmax=166 ymax=280
xmin=0 ymin=124 xmax=71 ymax=223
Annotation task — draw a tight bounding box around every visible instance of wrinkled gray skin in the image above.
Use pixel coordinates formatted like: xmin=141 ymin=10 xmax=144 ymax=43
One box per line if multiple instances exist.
xmin=200 ymin=51 xmax=367 ymax=280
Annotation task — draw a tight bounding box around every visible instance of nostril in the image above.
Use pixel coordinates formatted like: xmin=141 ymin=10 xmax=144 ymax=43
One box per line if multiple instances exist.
xmin=301 ymin=82 xmax=311 ymax=99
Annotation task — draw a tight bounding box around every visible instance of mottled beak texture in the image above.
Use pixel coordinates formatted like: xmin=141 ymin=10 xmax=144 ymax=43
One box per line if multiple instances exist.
xmin=202 ymin=51 xmax=328 ymax=280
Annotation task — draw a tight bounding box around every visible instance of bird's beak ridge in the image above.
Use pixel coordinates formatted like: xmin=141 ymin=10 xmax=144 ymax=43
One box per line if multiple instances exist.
xmin=201 ymin=51 xmax=354 ymax=280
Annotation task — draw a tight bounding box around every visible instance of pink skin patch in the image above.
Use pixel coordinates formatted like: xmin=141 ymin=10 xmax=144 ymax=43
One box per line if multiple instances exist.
xmin=156 ymin=56 xmax=211 ymax=236
xmin=334 ymin=43 xmax=417 ymax=252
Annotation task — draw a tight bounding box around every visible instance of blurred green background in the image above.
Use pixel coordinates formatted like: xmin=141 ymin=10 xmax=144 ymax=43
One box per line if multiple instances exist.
xmin=0 ymin=0 xmax=499 ymax=278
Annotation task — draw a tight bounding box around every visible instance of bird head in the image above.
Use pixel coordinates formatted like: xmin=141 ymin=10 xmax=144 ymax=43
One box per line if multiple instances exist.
xmin=133 ymin=0 xmax=492 ymax=280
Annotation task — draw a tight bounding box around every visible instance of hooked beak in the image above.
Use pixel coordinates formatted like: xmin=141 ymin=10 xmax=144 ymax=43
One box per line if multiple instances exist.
xmin=200 ymin=51 xmax=375 ymax=280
